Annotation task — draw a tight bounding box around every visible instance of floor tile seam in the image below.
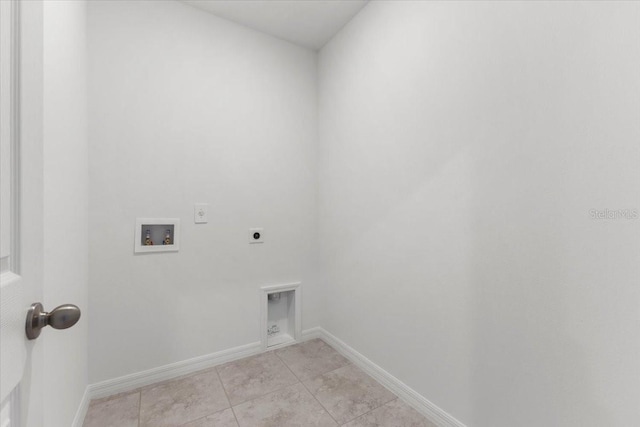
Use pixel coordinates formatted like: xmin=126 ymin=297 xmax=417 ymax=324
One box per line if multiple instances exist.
xmin=339 ymin=397 xmax=400 ymax=426
xmin=91 ymin=388 xmax=143 ymax=406
xmin=229 ymin=376 xmax=301 ymax=408
xmin=141 ymin=367 xmax=215 ymax=395
xmin=301 ymin=361 xmax=398 ymax=425
xmin=137 ymin=390 xmax=141 ymax=427
xmin=225 ymin=350 xmax=301 ymax=406
xmin=93 ymin=342 xmax=331 ymax=405
xmin=176 ymin=412 xmax=206 ymax=427
xmin=300 ymin=360 xmax=354 ymax=384
xmin=174 ymin=407 xmax=235 ymax=427
xmin=298 ymin=375 xmax=340 ymax=426
xmin=170 ymin=369 xmax=237 ymax=427
xmin=215 ymin=368 xmax=239 ymax=426
xmin=229 ymin=405 xmax=240 ymax=427
xmin=273 ymin=350 xmax=304 ymax=382
xmin=271 ymin=350 xmax=340 ymax=423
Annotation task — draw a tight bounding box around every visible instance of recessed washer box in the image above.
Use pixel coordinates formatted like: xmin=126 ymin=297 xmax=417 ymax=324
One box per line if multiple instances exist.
xmin=134 ymin=218 xmax=180 ymax=253
xmin=260 ymin=283 xmax=301 ymax=350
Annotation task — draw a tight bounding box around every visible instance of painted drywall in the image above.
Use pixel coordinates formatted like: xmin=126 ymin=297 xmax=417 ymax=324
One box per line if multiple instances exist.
xmin=87 ymin=0 xmax=319 ymax=382
xmin=41 ymin=0 xmax=90 ymax=426
xmin=318 ymin=2 xmax=640 ymax=426
xmin=182 ymin=0 xmax=368 ymax=50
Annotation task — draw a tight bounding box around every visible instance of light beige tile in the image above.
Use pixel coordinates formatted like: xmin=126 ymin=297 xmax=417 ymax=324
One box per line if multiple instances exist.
xmin=303 ymin=364 xmax=396 ymax=424
xmin=89 ymin=388 xmax=142 ymax=406
xmin=83 ymin=391 xmax=139 ymax=427
xmin=275 ymin=339 xmax=350 ymax=381
xmin=139 ymin=369 xmax=230 ymax=427
xmin=216 ymin=352 xmax=298 ymax=405
xmin=233 ymin=383 xmax=337 ymax=427
xmin=181 ymin=408 xmax=238 ymax=427
xmin=343 ymin=399 xmax=437 ymax=427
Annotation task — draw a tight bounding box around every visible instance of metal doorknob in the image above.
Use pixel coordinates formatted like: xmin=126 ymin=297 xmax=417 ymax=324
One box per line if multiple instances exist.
xmin=25 ymin=302 xmax=81 ymax=340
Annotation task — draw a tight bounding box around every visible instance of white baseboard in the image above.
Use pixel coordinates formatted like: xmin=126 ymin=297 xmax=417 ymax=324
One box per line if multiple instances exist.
xmin=311 ymin=327 xmax=466 ymax=427
xmin=71 ymin=387 xmax=90 ymax=427
xmin=74 ymin=340 xmax=262 ymax=425
xmin=75 ymin=327 xmax=464 ymax=427
xmin=87 ymin=341 xmax=261 ymax=401
xmin=301 ymin=326 xmax=323 ymax=341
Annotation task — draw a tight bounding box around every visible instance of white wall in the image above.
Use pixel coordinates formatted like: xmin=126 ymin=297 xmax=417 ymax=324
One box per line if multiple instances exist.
xmin=42 ymin=0 xmax=89 ymax=426
xmin=87 ymin=0 xmax=319 ymax=383
xmin=318 ymin=2 xmax=640 ymax=426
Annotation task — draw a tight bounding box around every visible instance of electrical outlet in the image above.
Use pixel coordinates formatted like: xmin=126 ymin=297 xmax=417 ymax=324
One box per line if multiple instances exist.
xmin=249 ymin=228 xmax=264 ymax=244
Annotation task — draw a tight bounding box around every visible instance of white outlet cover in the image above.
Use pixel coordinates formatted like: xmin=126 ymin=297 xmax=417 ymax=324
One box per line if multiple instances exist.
xmin=249 ymin=228 xmax=264 ymax=244
xmin=194 ymin=203 xmax=208 ymax=224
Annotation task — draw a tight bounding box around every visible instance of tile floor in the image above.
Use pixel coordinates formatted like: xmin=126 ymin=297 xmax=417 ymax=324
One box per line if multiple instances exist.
xmin=83 ymin=339 xmax=436 ymax=427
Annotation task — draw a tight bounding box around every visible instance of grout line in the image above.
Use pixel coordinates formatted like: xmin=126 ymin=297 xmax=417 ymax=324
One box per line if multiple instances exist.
xmin=175 ymin=408 xmax=232 ymax=427
xmin=318 ymin=332 xmax=436 ymax=424
xmin=269 ymin=350 xmax=330 ymax=422
xmin=137 ymin=391 xmax=141 ymax=427
xmin=298 ymin=376 xmax=340 ymax=425
xmin=273 ymin=349 xmax=343 ymax=426
xmin=230 ymin=380 xmax=302 ymax=410
xmin=229 ymin=405 xmax=240 ymax=427
xmin=215 ymin=368 xmax=240 ymax=426
xmin=215 ymin=369 xmax=233 ymax=409
xmin=136 ymin=340 xmax=394 ymax=427
xmin=303 ymin=361 xmax=353 ymax=383
xmin=273 ymin=349 xmax=302 ymax=382
xmin=216 ymin=351 xmax=304 ymax=419
xmin=226 ymin=352 xmax=300 ymax=406
xmin=277 ymin=341 xmax=394 ymax=426
xmin=91 ymin=388 xmax=142 ymax=405
xmin=176 ymin=411 xmax=212 ymax=427
xmin=275 ymin=336 xmax=353 ymax=382
xmin=340 ymin=397 xmax=399 ymax=426
xmin=334 ymin=366 xmax=399 ymax=425
xmin=91 ymin=338 xmax=414 ymax=427
xmin=229 ymin=404 xmax=240 ymax=426
xmin=178 ymin=416 xmax=205 ymax=427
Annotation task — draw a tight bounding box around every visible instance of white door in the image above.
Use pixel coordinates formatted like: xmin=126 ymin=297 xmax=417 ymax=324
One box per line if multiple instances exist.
xmin=1 ymin=0 xmax=28 ymax=424
xmin=2 ymin=0 xmax=49 ymax=425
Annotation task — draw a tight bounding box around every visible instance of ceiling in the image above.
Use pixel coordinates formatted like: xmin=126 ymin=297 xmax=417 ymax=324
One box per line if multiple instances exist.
xmin=181 ymin=0 xmax=369 ymax=50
